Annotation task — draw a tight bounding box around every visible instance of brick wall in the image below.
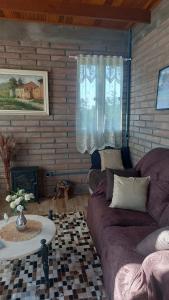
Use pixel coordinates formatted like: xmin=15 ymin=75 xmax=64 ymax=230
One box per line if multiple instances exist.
xmin=0 ymin=23 xmax=129 ymax=196
xmin=129 ymin=0 xmax=169 ymax=165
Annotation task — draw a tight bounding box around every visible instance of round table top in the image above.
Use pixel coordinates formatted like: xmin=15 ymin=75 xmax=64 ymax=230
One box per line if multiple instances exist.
xmin=0 ymin=215 xmax=56 ymax=260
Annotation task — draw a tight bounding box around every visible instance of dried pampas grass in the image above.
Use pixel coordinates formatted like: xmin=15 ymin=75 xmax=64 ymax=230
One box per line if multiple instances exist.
xmin=0 ymin=134 xmax=16 ymax=193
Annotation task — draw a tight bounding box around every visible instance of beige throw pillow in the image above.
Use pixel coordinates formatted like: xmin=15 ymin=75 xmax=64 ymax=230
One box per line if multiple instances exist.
xmin=99 ymin=149 xmax=124 ymax=171
xmin=136 ymin=227 xmax=169 ymax=256
xmin=109 ymin=175 xmax=150 ymax=212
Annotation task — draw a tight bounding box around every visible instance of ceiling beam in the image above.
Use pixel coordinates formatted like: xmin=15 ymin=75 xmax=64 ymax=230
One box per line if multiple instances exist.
xmin=0 ymin=13 xmax=130 ymax=30
xmin=0 ymin=0 xmax=151 ymax=23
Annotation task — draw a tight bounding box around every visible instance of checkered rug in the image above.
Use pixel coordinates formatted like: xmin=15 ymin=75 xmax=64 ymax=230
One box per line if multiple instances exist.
xmin=0 ymin=212 xmax=107 ymax=300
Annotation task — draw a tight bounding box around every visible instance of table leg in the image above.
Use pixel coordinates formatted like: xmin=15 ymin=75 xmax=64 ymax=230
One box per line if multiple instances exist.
xmin=48 ymin=209 xmax=53 ymax=220
xmin=40 ymin=239 xmax=49 ymax=288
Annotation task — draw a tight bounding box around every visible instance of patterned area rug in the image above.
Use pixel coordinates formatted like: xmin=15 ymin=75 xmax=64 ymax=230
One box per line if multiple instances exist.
xmin=0 ymin=212 xmax=107 ymax=300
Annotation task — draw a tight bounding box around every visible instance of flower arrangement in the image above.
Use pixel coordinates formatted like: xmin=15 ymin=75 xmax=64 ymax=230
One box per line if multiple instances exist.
xmin=0 ymin=133 xmax=16 ymax=193
xmin=5 ymin=189 xmax=34 ymax=213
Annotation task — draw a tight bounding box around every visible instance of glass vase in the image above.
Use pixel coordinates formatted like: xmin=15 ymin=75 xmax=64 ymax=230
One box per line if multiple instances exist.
xmin=16 ymin=211 xmax=27 ymax=231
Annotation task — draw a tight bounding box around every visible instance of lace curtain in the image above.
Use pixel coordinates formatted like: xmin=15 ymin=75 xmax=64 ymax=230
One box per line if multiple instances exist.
xmin=76 ymin=54 xmax=123 ymax=154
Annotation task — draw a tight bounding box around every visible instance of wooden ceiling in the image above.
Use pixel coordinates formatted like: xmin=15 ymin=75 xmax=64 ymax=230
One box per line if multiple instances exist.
xmin=0 ymin=0 xmax=161 ymax=30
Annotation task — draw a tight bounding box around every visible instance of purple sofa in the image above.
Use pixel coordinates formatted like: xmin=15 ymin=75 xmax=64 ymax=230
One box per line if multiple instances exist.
xmin=87 ymin=148 xmax=169 ymax=300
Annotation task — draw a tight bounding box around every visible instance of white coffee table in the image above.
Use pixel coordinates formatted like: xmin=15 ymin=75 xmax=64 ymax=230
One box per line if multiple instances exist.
xmin=0 ymin=214 xmax=56 ymax=286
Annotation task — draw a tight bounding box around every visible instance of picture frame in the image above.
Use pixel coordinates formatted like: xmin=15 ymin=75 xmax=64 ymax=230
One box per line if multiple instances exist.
xmin=156 ymin=65 xmax=169 ymax=110
xmin=0 ymin=69 xmax=49 ymax=115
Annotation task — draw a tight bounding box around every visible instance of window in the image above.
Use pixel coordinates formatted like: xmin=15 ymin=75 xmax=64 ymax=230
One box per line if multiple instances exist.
xmin=76 ymin=55 xmax=123 ymax=154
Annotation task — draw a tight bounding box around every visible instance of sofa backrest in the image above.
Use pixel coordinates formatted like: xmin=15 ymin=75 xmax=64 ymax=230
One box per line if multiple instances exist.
xmin=135 ymin=148 xmax=169 ymax=225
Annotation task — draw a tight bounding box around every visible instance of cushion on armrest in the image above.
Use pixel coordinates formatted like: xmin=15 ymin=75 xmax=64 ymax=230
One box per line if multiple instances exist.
xmin=106 ymin=168 xmax=140 ymax=201
xmin=136 ymin=226 xmax=169 ymax=256
xmin=109 ymin=175 xmax=150 ymax=212
xmin=90 ymin=146 xmax=132 ymax=169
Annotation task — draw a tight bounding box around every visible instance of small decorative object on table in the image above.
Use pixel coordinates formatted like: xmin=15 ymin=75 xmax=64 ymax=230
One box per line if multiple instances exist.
xmin=16 ymin=205 xmax=27 ymax=231
xmin=3 ymin=213 xmax=9 ymax=224
xmin=5 ymin=189 xmax=34 ymax=231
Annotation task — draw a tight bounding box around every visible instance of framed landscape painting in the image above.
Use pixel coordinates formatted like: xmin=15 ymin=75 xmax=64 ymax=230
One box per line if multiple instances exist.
xmin=156 ymin=66 xmax=169 ymax=110
xmin=0 ymin=69 xmax=49 ymax=115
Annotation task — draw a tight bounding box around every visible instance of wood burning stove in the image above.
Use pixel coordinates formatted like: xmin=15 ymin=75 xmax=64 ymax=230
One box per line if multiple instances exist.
xmin=11 ymin=166 xmax=39 ymax=201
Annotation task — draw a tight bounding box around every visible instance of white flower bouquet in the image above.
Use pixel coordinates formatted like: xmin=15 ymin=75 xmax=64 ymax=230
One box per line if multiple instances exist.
xmin=6 ymin=189 xmax=34 ymax=213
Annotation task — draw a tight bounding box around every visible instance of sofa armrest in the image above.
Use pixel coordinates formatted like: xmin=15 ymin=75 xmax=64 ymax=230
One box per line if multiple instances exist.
xmin=88 ymin=169 xmax=106 ymax=194
xmin=92 ymin=178 xmax=107 ymax=197
xmin=142 ymin=250 xmax=169 ymax=300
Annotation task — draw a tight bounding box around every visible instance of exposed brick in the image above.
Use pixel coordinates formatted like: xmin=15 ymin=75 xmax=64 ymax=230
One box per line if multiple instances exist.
xmin=2 ymin=41 xmax=19 ymax=46
xmin=37 ymin=60 xmax=65 ymax=67
xmin=0 ymin=52 xmax=20 ymax=59
xmin=20 ymin=41 xmax=50 ymax=47
xmin=41 ymin=143 xmax=67 ymax=149
xmin=41 ymin=132 xmax=67 ymax=137
xmin=11 ymin=121 xmax=39 ymax=126
xmin=0 ymin=35 xmax=128 ymax=196
xmin=29 ymin=149 xmax=55 ymax=154
xmin=6 ymin=46 xmax=35 ymax=53
xmin=1 ymin=127 xmax=25 ymax=132
xmin=130 ymin=2 xmax=169 ymax=163
xmin=160 ymin=138 xmax=169 ymax=146
xmin=26 ymin=127 xmax=54 ymax=132
xmin=51 ymin=55 xmax=67 ymax=62
xmin=21 ymin=53 xmax=51 ymax=60
xmin=40 ymin=120 xmax=67 ymax=126
xmin=0 ymin=46 xmax=5 ymax=51
xmin=0 ymin=58 xmax=6 ymax=64
xmin=37 ymin=48 xmax=65 ymax=55
xmin=50 ymin=42 xmax=79 ymax=50
xmin=0 ymin=121 xmax=10 ymax=126
xmin=7 ymin=59 xmax=36 ymax=66
xmin=53 ymin=79 xmax=75 ymax=86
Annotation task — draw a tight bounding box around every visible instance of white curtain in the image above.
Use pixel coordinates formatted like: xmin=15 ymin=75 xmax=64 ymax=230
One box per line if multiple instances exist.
xmin=76 ymin=54 xmax=123 ymax=154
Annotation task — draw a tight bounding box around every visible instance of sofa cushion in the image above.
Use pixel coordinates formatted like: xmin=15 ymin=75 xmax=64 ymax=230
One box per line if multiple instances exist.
xmin=106 ymin=168 xmax=140 ymax=201
xmin=135 ymin=148 xmax=169 ymax=223
xmin=87 ymin=188 xmax=157 ymax=255
xmin=99 ymin=148 xmax=124 ymax=171
xmin=110 ymin=175 xmax=150 ymax=212
xmin=136 ymin=226 xmax=169 ymax=256
xmin=90 ymin=146 xmax=132 ymax=169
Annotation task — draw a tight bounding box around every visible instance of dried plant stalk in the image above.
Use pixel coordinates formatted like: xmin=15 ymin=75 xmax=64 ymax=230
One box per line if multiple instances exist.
xmin=0 ymin=134 xmax=16 ymax=193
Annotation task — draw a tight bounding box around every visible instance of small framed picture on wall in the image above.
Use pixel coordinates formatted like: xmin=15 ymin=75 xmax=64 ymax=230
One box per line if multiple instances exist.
xmin=156 ymin=65 xmax=169 ymax=110
xmin=0 ymin=69 xmax=49 ymax=115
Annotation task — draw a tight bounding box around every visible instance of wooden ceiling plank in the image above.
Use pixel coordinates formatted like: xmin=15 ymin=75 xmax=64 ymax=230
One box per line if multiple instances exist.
xmin=143 ymin=0 xmax=155 ymax=9
xmin=144 ymin=0 xmax=161 ymax=10
xmin=111 ymin=0 xmax=125 ymax=7
xmin=0 ymin=10 xmax=129 ymax=30
xmin=0 ymin=0 xmax=151 ymax=23
xmin=0 ymin=16 xmax=127 ymax=30
xmin=104 ymin=0 xmax=113 ymax=5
